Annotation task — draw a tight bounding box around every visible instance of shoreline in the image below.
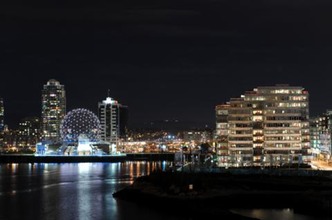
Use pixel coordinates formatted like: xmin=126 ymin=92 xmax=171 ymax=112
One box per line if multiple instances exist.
xmin=113 ymin=171 xmax=332 ymax=219
xmin=0 ymin=153 xmax=175 ymax=163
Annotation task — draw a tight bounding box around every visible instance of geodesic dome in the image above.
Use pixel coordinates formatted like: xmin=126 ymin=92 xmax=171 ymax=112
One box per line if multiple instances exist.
xmin=60 ymin=108 xmax=100 ymax=143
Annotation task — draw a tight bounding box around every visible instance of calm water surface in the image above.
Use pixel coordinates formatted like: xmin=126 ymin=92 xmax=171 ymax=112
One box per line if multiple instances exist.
xmin=0 ymin=162 xmax=330 ymax=220
xmin=0 ymin=161 xmax=183 ymax=220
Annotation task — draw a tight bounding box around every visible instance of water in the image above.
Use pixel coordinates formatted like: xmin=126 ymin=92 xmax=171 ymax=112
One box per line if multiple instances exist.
xmin=0 ymin=161 xmax=183 ymax=220
xmin=0 ymin=162 xmax=330 ymax=220
xmin=231 ymin=209 xmax=331 ymax=220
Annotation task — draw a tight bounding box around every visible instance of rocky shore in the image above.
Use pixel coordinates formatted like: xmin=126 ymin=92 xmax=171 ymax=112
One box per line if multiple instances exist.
xmin=113 ymin=171 xmax=332 ymax=219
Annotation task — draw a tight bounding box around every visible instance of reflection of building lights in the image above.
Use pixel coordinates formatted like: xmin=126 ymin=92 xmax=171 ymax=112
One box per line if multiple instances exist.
xmin=78 ymin=163 xmax=91 ymax=174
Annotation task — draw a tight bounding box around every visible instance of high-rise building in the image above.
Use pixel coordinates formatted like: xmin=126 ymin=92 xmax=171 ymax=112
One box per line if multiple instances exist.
xmin=0 ymin=97 xmax=4 ymax=133
xmin=215 ymin=103 xmax=230 ymax=165
xmin=41 ymin=79 xmax=66 ymax=143
xmin=98 ymin=96 xmax=128 ymax=145
xmin=215 ymin=84 xmax=310 ymax=167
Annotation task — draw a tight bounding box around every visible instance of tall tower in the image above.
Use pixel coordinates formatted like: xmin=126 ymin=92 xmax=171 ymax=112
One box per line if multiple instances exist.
xmin=0 ymin=98 xmax=4 ymax=133
xmin=41 ymin=79 xmax=66 ymax=143
xmin=98 ymin=95 xmax=128 ymax=145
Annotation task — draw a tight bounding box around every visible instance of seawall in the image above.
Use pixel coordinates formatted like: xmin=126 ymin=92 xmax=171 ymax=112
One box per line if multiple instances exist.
xmin=0 ymin=153 xmax=175 ymax=163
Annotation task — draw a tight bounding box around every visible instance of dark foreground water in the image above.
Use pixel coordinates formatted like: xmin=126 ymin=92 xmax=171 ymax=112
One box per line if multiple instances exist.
xmin=231 ymin=209 xmax=331 ymax=220
xmin=0 ymin=162 xmax=330 ymax=220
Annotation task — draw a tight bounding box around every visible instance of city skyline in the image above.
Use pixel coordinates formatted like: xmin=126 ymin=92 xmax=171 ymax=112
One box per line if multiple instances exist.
xmin=1 ymin=1 xmax=332 ymax=129
xmin=1 ymin=2 xmax=332 ymax=220
xmin=0 ymin=78 xmax=328 ymax=130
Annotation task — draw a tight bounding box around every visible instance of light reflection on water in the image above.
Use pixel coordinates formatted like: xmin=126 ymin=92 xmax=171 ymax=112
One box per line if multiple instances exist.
xmin=0 ymin=162 xmax=330 ymax=220
xmin=0 ymin=161 xmax=181 ymax=220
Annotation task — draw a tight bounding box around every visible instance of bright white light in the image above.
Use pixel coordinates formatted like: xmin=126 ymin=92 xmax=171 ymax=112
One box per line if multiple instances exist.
xmin=103 ymin=97 xmax=118 ymax=104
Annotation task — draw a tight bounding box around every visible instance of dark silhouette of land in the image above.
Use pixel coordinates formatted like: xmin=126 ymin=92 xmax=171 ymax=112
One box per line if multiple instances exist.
xmin=113 ymin=170 xmax=332 ymax=219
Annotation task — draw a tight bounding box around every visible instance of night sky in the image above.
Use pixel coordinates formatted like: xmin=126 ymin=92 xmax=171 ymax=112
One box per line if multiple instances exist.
xmin=1 ymin=0 xmax=332 ymax=129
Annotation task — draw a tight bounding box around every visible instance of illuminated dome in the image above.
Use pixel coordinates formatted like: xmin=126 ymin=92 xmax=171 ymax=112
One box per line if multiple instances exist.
xmin=60 ymin=108 xmax=100 ymax=143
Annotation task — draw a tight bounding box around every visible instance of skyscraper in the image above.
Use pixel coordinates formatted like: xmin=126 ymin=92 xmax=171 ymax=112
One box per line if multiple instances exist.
xmin=215 ymin=84 xmax=310 ymax=167
xmin=41 ymin=79 xmax=66 ymax=143
xmin=98 ymin=96 xmax=128 ymax=145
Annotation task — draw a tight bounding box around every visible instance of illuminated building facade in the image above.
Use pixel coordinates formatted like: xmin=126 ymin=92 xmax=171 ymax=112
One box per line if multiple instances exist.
xmin=310 ymin=110 xmax=332 ymax=160
xmin=41 ymin=79 xmax=66 ymax=143
xmin=98 ymin=96 xmax=128 ymax=146
xmin=17 ymin=117 xmax=41 ymax=148
xmin=216 ymin=84 xmax=310 ymax=167
xmin=215 ymin=104 xmax=230 ymax=166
